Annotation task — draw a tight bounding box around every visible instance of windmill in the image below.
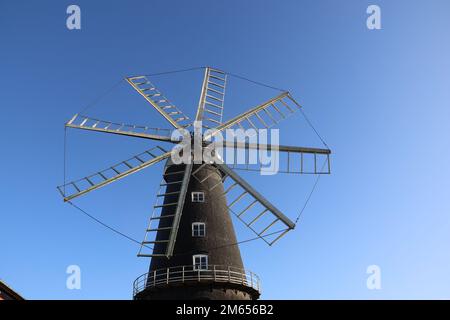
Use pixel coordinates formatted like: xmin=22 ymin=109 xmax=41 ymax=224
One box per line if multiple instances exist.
xmin=58 ymin=67 xmax=331 ymax=300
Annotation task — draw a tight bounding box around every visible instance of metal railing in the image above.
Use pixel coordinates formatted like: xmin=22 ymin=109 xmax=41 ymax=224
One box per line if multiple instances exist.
xmin=133 ymin=265 xmax=261 ymax=297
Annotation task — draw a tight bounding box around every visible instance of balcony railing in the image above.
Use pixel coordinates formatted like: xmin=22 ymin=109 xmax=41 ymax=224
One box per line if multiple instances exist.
xmin=133 ymin=265 xmax=261 ymax=297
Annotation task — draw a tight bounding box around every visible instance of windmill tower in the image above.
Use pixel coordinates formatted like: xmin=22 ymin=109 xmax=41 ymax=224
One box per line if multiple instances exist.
xmin=58 ymin=67 xmax=331 ymax=300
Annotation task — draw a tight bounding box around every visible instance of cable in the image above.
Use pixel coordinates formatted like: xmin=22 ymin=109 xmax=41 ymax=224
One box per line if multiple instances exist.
xmin=223 ymin=72 xmax=330 ymax=150
xmin=63 ymin=126 xmax=67 ymax=195
xmin=62 ymin=127 xmax=153 ymax=250
xmin=141 ymin=66 xmax=286 ymax=92
xmin=298 ymin=105 xmax=330 ymax=149
xmin=66 ymin=200 xmax=284 ymax=257
xmin=67 ymin=201 xmax=154 ymax=251
xmin=78 ymin=78 xmax=124 ymax=115
xmin=294 ymin=158 xmax=328 ymax=224
xmin=202 ymin=230 xmax=285 ymax=252
xmin=75 ymin=67 xmax=289 ymax=117
xmin=173 ymin=230 xmax=286 ymax=257
xmin=226 ymin=71 xmax=286 ymax=92
xmin=141 ymin=66 xmax=206 ymax=77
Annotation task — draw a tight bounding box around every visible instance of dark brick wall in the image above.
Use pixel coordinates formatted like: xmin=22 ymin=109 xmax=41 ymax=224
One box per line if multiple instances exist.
xmin=150 ymin=164 xmax=244 ymax=270
xmin=136 ymin=283 xmax=255 ymax=300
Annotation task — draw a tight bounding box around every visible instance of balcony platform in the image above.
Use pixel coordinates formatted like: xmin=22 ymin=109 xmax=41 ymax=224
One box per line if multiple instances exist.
xmin=133 ymin=265 xmax=261 ymax=300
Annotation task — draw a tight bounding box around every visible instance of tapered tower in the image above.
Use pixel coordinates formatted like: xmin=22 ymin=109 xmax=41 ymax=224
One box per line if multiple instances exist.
xmin=134 ymin=163 xmax=259 ymax=300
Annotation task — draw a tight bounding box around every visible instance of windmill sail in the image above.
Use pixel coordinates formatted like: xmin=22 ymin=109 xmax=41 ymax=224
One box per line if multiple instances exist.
xmin=195 ymin=67 xmax=227 ymax=129
xmin=126 ymin=75 xmax=191 ymax=129
xmin=212 ymin=163 xmax=296 ymax=246
xmin=58 ymin=146 xmax=171 ymax=201
xmin=203 ymin=92 xmax=301 ymax=141
xmin=66 ymin=114 xmax=176 ymax=143
xmin=138 ymin=162 xmax=193 ymax=258
xmin=220 ymin=141 xmax=331 ymax=174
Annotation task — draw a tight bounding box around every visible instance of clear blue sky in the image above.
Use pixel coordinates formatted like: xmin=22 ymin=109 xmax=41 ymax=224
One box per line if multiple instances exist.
xmin=1 ymin=0 xmax=450 ymax=299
